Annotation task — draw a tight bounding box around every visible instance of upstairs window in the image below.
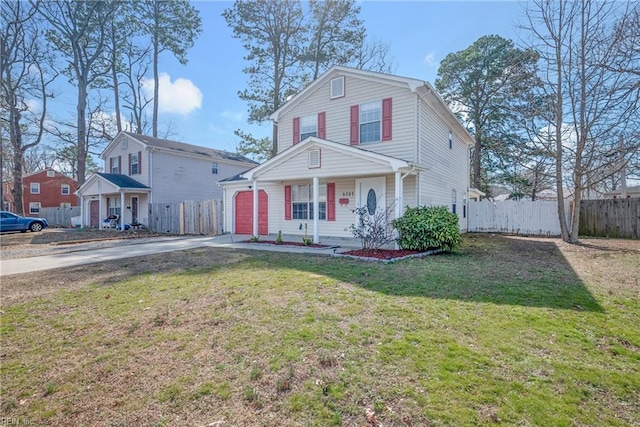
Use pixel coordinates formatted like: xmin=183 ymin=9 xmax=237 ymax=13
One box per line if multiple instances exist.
xmin=359 ymin=101 xmax=381 ymax=143
xmin=300 ymin=115 xmax=317 ymax=141
xmin=30 ymin=182 xmax=40 ymax=194
xmin=330 ymin=76 xmax=345 ymax=99
xmin=61 ymin=184 xmax=70 ymax=195
xmin=212 ymin=162 xmax=219 ymax=174
xmin=130 ymin=153 xmax=139 ymax=175
xmin=449 ymin=131 xmax=453 ymax=150
xmin=110 ymin=156 xmax=120 ymax=174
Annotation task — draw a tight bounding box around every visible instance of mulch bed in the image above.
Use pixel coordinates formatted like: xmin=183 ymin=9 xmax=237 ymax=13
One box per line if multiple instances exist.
xmin=241 ymin=240 xmax=331 ymax=248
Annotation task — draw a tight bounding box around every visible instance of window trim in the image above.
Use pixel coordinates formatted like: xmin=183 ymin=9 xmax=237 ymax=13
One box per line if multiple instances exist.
xmin=330 ymin=76 xmax=345 ymax=99
xmin=110 ymin=156 xmax=120 ymax=174
xmin=299 ymin=114 xmax=317 ymax=141
xmin=29 ymin=202 xmax=41 ymax=214
xmin=131 ymin=153 xmax=139 ymax=175
xmin=291 ymin=183 xmax=327 ymax=221
xmin=30 ymin=182 xmax=40 ymax=194
xmin=61 ymin=184 xmax=70 ymax=195
xmin=359 ymin=100 xmax=382 ymax=144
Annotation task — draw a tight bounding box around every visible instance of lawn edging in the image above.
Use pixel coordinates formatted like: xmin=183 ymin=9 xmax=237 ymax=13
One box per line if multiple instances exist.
xmin=332 ymin=248 xmax=443 ymax=263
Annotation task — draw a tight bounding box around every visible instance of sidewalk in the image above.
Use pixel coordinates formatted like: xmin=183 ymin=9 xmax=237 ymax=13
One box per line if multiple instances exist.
xmin=0 ymin=233 xmax=361 ymax=277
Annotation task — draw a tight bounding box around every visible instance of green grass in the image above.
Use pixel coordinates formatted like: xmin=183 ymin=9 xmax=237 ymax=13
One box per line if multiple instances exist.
xmin=1 ymin=234 xmax=638 ymax=426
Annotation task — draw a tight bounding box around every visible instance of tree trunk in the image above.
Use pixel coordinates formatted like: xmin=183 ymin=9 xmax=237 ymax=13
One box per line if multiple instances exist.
xmin=111 ymin=45 xmax=122 ymax=133
xmin=10 ymin=109 xmax=24 ymax=216
xmin=472 ymin=128 xmax=482 ymax=189
xmin=77 ymin=78 xmax=88 ymax=186
xmin=152 ymin=3 xmax=160 ymax=137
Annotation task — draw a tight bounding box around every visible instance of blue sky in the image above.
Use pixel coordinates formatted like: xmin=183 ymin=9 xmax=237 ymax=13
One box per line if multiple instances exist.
xmin=50 ymin=1 xmax=529 ymax=155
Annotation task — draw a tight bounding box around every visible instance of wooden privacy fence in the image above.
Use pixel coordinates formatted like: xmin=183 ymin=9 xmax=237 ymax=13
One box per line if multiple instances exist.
xmin=148 ymin=199 xmax=222 ymax=235
xmin=579 ymin=198 xmax=639 ymax=239
xmin=468 ymin=199 xmax=567 ymax=236
xmin=39 ymin=206 xmax=80 ymax=227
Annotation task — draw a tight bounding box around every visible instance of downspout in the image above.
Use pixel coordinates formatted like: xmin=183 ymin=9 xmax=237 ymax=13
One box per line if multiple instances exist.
xmin=415 ymin=94 xmax=421 ymax=205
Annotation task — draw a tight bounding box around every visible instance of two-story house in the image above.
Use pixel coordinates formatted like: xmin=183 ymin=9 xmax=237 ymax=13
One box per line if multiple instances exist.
xmin=2 ymin=169 xmax=78 ymax=214
xmin=220 ymin=66 xmax=474 ymax=243
xmin=76 ymin=132 xmax=257 ymax=228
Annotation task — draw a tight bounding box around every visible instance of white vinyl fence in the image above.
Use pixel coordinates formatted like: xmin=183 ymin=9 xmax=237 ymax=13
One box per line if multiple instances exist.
xmin=468 ymin=200 xmax=569 ymax=236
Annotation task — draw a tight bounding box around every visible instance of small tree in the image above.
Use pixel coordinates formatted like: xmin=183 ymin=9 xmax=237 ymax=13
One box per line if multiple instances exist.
xmin=349 ymin=205 xmax=396 ymax=251
xmin=392 ymin=206 xmax=462 ymax=252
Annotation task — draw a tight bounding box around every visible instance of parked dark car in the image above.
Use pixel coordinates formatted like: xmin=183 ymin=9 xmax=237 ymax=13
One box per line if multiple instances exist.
xmin=0 ymin=211 xmax=48 ymax=233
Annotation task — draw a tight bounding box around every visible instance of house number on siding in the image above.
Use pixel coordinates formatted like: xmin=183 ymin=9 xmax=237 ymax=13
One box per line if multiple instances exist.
xmin=342 ymin=191 xmax=354 ymax=197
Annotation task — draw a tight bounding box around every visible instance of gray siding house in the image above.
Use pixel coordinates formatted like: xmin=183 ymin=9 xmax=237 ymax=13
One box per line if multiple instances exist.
xmin=220 ymin=66 xmax=473 ymax=243
xmin=76 ymin=132 xmax=257 ymax=228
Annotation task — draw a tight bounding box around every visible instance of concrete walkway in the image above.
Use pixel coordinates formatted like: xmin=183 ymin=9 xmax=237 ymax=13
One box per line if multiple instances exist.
xmin=0 ymin=234 xmax=360 ymax=277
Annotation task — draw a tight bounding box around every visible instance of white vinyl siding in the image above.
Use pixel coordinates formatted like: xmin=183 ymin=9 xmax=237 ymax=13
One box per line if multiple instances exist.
xmin=418 ymin=97 xmax=470 ymax=231
xmin=278 ymin=74 xmax=417 ymax=162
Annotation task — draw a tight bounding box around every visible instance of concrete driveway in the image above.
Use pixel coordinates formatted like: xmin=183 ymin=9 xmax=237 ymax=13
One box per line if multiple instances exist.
xmin=0 ymin=234 xmax=352 ymax=276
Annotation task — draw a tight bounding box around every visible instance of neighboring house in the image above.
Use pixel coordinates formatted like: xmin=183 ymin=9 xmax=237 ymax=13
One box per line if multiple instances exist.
xmin=2 ymin=169 xmax=78 ymax=214
xmin=220 ymin=66 xmax=474 ymax=242
xmin=76 ymin=132 xmax=257 ymax=228
xmin=604 ymin=185 xmax=640 ymax=199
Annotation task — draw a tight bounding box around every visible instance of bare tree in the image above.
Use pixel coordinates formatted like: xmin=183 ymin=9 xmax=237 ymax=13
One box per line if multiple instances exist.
xmin=524 ymin=0 xmax=639 ymax=243
xmin=350 ymin=38 xmax=396 ymax=74
xmin=1 ymin=1 xmax=56 ymax=214
xmin=121 ymin=43 xmax=153 ymax=134
xmin=35 ymin=0 xmax=117 ymax=187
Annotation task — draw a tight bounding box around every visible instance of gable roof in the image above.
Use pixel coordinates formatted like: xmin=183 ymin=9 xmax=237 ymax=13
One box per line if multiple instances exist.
xmin=223 ymin=136 xmax=423 ymax=184
xmin=96 ymin=173 xmax=150 ymax=189
xmin=269 ymin=65 xmax=474 ymax=146
xmin=103 ymin=132 xmax=258 ymax=165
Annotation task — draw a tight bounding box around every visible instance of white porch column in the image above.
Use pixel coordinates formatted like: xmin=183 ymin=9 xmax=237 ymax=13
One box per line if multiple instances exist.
xmin=252 ymin=180 xmax=258 ymax=236
xmin=120 ymin=191 xmax=126 ymax=231
xmin=79 ymin=195 xmax=84 ymax=228
xmin=395 ymin=171 xmax=402 ymax=250
xmin=394 ymin=171 xmax=402 ymax=220
xmin=312 ymin=176 xmax=319 ymax=244
xmin=99 ymin=194 xmax=103 ymax=229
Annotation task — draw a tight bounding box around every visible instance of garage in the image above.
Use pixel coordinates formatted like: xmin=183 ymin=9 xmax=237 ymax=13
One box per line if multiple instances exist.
xmin=234 ymin=190 xmax=268 ymax=235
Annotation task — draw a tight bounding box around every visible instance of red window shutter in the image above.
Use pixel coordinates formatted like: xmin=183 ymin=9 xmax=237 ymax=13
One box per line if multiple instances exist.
xmin=128 ymin=153 xmax=132 ymax=175
xmin=284 ymin=185 xmax=292 ymax=220
xmin=293 ymin=117 xmax=300 ymax=144
xmin=382 ymin=97 xmax=392 ymax=141
xmin=138 ymin=151 xmax=142 ymax=174
xmin=109 ymin=158 xmax=113 ymax=173
xmin=118 ymin=156 xmax=122 ymax=174
xmin=350 ymin=105 xmax=359 ymax=145
xmin=327 ymin=182 xmax=335 ymax=221
xmin=318 ymin=112 xmax=326 ymax=139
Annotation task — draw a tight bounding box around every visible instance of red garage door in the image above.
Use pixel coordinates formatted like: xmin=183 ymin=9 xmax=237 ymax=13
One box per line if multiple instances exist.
xmin=235 ymin=190 xmax=268 ymax=235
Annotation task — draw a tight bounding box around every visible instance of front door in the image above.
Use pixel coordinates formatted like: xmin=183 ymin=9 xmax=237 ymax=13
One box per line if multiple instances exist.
xmin=356 ymin=177 xmax=386 ymax=218
xmin=131 ymin=197 xmax=139 ymax=223
xmin=90 ymin=200 xmax=99 ymax=228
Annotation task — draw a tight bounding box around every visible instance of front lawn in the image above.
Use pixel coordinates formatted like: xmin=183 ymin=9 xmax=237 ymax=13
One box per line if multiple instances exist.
xmin=1 ymin=234 xmax=638 ymax=426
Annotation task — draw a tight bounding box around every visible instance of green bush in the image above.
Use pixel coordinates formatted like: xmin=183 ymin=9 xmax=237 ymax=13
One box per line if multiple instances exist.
xmin=392 ymin=205 xmax=462 ymax=252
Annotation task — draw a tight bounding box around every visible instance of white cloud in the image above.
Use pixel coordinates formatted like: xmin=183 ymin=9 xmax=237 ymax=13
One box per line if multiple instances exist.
xmin=423 ymin=51 xmax=437 ymax=67
xmin=142 ymin=73 xmax=203 ymax=115
xmin=24 ymin=99 xmax=41 ymax=113
xmin=220 ymin=110 xmax=245 ymax=122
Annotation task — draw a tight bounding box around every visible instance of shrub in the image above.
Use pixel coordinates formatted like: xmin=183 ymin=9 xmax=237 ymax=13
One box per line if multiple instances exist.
xmin=349 ymin=205 xmax=396 ymax=251
xmin=392 ymin=205 xmax=461 ymax=252
xmin=275 ymin=231 xmax=283 ymax=245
